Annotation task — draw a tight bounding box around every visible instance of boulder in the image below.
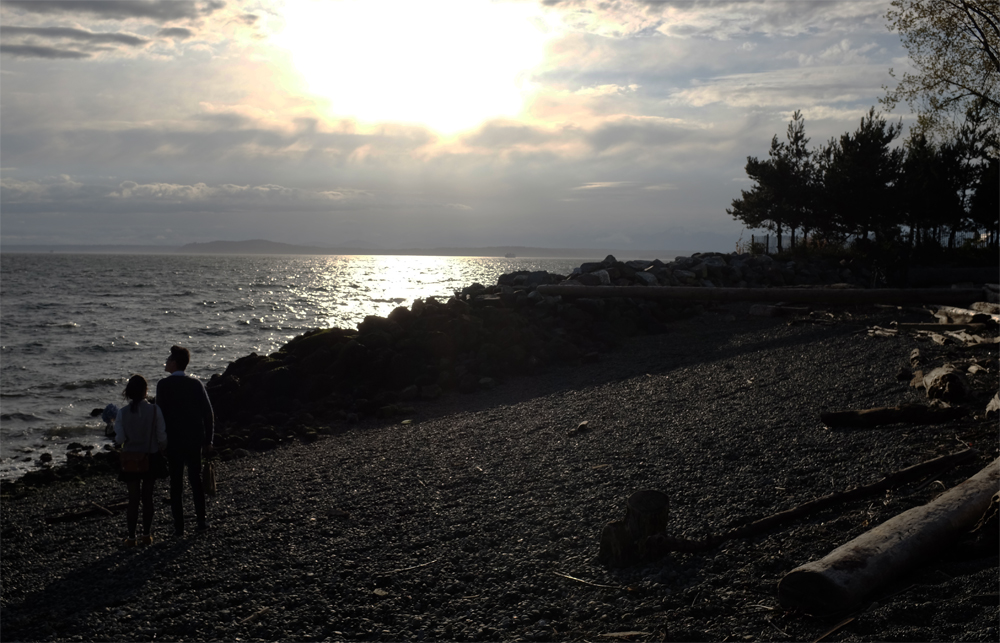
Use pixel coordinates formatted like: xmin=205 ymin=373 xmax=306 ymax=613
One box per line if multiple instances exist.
xmin=633 ymin=271 xmax=658 ymax=286
xmin=673 ymin=269 xmax=697 ymax=284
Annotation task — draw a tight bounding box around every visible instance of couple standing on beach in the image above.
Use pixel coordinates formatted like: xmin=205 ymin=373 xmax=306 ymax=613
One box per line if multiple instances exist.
xmin=114 ymin=345 xmax=215 ymax=546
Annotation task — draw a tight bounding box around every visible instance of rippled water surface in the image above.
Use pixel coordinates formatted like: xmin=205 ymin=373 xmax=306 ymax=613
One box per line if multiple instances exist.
xmin=0 ymin=253 xmax=585 ymax=478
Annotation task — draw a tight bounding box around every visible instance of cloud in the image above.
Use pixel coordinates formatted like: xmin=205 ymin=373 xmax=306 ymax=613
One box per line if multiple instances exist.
xmin=1 ymin=177 xmax=368 ymax=214
xmin=541 ymin=0 xmax=886 ymax=40
xmin=0 ymin=44 xmax=90 ymax=59
xmin=0 ymin=175 xmax=94 ymax=201
xmin=1 ymin=1 xmax=221 ymax=21
xmin=0 ymin=0 xmax=913 ymax=250
xmin=673 ymin=65 xmax=889 ymax=109
xmin=157 ymin=27 xmax=194 ymax=40
xmin=0 ymin=25 xmax=153 ymax=59
xmin=573 ymin=83 xmax=640 ymax=97
xmin=572 ymin=181 xmax=634 ymax=190
xmin=1 ymin=26 xmax=149 ymax=46
xmin=108 ymin=180 xmax=360 ymax=205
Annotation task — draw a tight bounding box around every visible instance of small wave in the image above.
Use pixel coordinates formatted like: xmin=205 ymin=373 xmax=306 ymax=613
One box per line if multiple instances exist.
xmin=198 ymin=328 xmax=231 ymax=337
xmin=60 ymin=377 xmax=119 ymax=391
xmin=46 ymin=322 xmax=80 ymax=329
xmin=0 ymin=412 xmax=42 ymax=422
xmin=45 ymin=424 xmax=99 ymax=437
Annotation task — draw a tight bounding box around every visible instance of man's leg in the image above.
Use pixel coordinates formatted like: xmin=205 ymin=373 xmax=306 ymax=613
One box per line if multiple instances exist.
xmin=168 ymin=451 xmax=186 ymax=533
xmin=186 ymin=447 xmax=207 ymax=528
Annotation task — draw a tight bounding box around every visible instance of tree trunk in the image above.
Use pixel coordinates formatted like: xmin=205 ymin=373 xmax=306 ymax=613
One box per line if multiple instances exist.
xmin=777 ymin=457 xmax=1000 ymax=616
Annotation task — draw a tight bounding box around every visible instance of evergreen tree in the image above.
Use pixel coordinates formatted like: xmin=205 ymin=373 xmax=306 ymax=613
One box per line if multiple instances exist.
xmin=969 ymin=156 xmax=999 ymax=246
xmin=728 ymin=111 xmax=816 ymax=252
xmin=819 ymin=108 xmax=905 ymax=243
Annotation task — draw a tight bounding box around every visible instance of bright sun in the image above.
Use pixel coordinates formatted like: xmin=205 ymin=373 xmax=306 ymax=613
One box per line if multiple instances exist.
xmin=275 ymin=0 xmax=550 ymax=134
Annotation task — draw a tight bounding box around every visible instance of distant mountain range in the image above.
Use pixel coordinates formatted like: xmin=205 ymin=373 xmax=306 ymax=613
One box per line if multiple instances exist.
xmin=3 ymin=239 xmax=689 ymax=260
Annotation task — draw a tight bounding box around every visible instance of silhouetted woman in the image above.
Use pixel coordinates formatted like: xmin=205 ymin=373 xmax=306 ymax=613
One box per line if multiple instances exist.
xmin=114 ymin=375 xmax=167 ymax=546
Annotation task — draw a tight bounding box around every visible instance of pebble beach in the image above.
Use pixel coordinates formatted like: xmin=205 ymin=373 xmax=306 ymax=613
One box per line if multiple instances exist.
xmin=2 ymin=301 xmax=997 ymax=642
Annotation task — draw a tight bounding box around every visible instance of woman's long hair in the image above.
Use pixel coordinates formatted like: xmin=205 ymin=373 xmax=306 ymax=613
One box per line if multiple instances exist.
xmin=122 ymin=375 xmax=148 ymax=413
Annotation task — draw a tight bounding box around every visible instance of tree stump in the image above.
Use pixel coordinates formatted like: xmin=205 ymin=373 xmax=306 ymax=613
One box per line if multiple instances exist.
xmin=598 ymin=520 xmax=634 ymax=567
xmin=598 ymin=490 xmax=670 ymax=566
xmin=626 ymin=490 xmax=670 ymax=556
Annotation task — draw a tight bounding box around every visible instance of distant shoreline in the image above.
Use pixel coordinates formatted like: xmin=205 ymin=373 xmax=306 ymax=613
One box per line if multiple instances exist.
xmin=1 ymin=239 xmax=690 ymax=260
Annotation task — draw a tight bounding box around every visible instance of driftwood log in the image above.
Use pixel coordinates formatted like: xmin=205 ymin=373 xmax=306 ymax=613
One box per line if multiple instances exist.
xmin=45 ymin=499 xmax=129 ymax=523
xmin=641 ymin=449 xmax=978 ymax=556
xmin=820 ymin=404 xmax=967 ymax=428
xmin=933 ymin=305 xmax=999 ymax=324
xmin=535 ymin=285 xmax=982 ymax=305
xmin=922 ymin=365 xmax=971 ymax=402
xmin=896 ymin=322 xmax=988 ymax=332
xmin=777 ymin=456 xmax=1000 ymax=616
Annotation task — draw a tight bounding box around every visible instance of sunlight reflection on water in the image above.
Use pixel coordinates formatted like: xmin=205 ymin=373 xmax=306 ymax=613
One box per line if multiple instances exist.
xmin=0 ymin=252 xmax=585 ymax=478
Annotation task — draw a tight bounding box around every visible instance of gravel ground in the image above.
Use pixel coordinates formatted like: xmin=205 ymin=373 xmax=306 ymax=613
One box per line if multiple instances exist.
xmin=2 ymin=302 xmax=997 ymax=642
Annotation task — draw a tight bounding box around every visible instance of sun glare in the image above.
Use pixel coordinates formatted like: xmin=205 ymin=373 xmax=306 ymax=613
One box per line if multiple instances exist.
xmin=275 ymin=0 xmax=550 ymax=134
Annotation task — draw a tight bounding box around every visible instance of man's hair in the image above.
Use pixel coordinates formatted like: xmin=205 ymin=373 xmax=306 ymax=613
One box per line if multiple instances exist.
xmin=170 ymin=345 xmax=191 ymax=371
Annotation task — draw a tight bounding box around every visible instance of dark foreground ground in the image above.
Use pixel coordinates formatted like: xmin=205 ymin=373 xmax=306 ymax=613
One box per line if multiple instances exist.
xmin=2 ymin=302 xmax=997 ymax=642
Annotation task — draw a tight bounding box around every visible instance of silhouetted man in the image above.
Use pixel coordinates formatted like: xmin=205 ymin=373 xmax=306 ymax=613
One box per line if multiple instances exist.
xmin=156 ymin=345 xmax=214 ymax=535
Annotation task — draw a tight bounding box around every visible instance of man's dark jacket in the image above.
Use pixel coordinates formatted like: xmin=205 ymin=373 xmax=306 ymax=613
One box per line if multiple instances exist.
xmin=156 ymin=374 xmax=214 ymax=451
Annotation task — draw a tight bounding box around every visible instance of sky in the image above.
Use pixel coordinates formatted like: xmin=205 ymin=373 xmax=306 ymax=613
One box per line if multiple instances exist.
xmin=0 ymin=0 xmax=915 ymax=252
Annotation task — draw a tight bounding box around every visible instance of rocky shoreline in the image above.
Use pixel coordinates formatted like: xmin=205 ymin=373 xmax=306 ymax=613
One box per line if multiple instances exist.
xmin=2 ymin=280 xmax=998 ymax=641
xmin=5 ymin=252 xmax=997 ymax=493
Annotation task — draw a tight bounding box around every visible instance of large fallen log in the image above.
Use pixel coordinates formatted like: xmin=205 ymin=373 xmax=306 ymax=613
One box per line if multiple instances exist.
xmin=535 ymin=285 xmax=982 ymax=305
xmin=777 ymin=456 xmax=1000 ymax=616
xmin=820 ymin=404 xmax=967 ymax=428
xmin=896 ymin=322 xmax=987 ymax=332
xmin=933 ymin=304 xmax=999 ymax=324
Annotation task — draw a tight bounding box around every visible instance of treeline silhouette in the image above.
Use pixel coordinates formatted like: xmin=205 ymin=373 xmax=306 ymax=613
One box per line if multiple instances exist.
xmin=728 ymin=107 xmax=999 ymax=259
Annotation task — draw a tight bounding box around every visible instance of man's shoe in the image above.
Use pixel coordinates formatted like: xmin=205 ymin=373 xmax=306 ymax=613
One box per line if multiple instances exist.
xmin=195 ymin=519 xmax=210 ymax=533
xmin=123 ymin=537 xmax=137 ymax=547
xmin=139 ymin=534 xmax=154 ymax=546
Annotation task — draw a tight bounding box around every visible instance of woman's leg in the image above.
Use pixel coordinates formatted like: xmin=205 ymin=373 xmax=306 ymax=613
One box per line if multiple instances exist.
xmin=140 ymin=477 xmax=155 ymax=536
xmin=126 ymin=480 xmax=140 ymax=538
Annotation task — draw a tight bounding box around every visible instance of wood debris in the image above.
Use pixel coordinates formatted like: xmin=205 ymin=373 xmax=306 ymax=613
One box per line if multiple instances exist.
xmin=778 ymin=457 xmax=999 ymax=616
xmin=820 ymin=404 xmax=967 ymax=428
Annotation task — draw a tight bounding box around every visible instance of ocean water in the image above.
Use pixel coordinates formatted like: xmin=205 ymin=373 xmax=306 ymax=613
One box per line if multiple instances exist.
xmin=0 ymin=253 xmax=588 ymax=479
